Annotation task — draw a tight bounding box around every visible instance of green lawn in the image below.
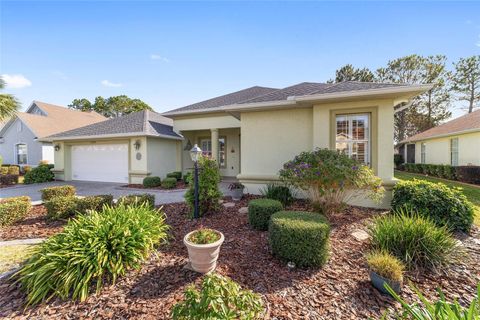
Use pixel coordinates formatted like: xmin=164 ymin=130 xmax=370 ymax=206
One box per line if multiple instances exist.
xmin=0 ymin=244 xmax=36 ymax=273
xmin=394 ymin=170 xmax=480 ymax=226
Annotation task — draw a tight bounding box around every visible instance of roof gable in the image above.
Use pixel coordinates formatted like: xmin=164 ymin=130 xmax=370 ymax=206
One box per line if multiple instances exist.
xmin=403 ymin=109 xmax=480 ymax=142
xmin=46 ymin=110 xmax=182 ymax=140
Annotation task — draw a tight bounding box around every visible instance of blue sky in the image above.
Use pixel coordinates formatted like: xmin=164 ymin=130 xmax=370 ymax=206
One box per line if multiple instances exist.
xmin=1 ymin=1 xmax=479 ymax=115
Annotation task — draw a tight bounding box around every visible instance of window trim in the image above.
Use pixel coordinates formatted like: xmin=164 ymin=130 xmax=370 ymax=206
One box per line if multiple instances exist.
xmin=334 ymin=113 xmax=371 ymax=165
xmin=330 ymin=107 xmax=378 ymax=174
xmin=198 ymin=135 xmax=227 ymax=169
xmin=420 ymin=143 xmax=426 ymax=164
xmin=450 ymin=138 xmax=459 ymax=166
xmin=15 ymin=143 xmax=28 ymax=165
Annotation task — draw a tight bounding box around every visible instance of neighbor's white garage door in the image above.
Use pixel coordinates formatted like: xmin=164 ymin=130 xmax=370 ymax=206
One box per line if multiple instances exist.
xmin=71 ymin=144 xmax=129 ymax=183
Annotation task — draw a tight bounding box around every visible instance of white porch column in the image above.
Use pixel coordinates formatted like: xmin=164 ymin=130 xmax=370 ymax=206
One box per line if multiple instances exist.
xmin=211 ymin=128 xmax=219 ymax=161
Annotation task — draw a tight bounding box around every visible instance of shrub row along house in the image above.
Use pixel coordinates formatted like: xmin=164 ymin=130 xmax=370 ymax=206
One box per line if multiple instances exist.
xmin=42 ymin=81 xmax=430 ymax=208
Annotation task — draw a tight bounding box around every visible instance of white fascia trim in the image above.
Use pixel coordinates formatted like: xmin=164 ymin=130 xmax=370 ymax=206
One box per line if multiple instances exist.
xmin=403 ymin=128 xmax=480 ymax=143
xmin=294 ymin=84 xmax=434 ymax=103
xmin=40 ymin=132 xmax=184 ymax=142
xmin=162 ymin=107 xmax=225 ymax=117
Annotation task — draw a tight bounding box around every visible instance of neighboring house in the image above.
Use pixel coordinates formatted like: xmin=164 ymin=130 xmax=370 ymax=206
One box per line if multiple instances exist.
xmin=163 ymin=81 xmax=431 ymax=208
xmin=0 ymin=101 xmax=105 ymax=166
xmin=48 ymin=81 xmax=430 ymax=208
xmin=399 ymin=109 xmax=480 ymax=166
xmin=45 ymin=110 xmax=182 ymax=183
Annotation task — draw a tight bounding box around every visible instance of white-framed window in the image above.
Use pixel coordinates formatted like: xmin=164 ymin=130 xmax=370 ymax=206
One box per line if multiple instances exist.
xmin=450 ymin=138 xmax=459 ymax=166
xmin=421 ymin=143 xmax=426 ymax=164
xmin=16 ymin=143 xmax=27 ymax=165
xmin=199 ymin=137 xmax=226 ymax=168
xmin=335 ymin=113 xmax=370 ymax=164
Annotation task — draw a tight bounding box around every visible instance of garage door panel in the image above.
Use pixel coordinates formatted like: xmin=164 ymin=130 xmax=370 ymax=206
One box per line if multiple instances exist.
xmin=71 ymin=144 xmax=128 ymax=183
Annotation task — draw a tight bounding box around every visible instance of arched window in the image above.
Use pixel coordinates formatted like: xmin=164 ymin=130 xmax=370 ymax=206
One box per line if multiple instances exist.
xmin=16 ymin=143 xmax=27 ymax=164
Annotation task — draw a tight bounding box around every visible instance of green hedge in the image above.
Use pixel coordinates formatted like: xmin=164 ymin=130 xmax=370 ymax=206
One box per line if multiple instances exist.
xmin=0 ymin=167 xmax=8 ymax=175
xmin=269 ymin=211 xmax=330 ymax=268
xmin=183 ymin=171 xmax=193 ymax=184
xmin=24 ymin=165 xmax=55 ymax=184
xmin=403 ymin=163 xmax=456 ymax=180
xmin=0 ymin=196 xmax=32 ymax=226
xmin=167 ymin=171 xmax=182 ymax=181
xmin=248 ymin=198 xmax=283 ymax=230
xmin=45 ymin=194 xmax=115 ymax=220
xmin=17 ymin=204 xmax=170 ymax=306
xmin=161 ymin=177 xmax=177 ymax=189
xmin=0 ymin=174 xmax=18 ymax=185
xmin=118 ymin=194 xmax=155 ymax=208
xmin=143 ymin=176 xmax=161 ymax=188
xmin=41 ymin=185 xmax=76 ymax=201
xmin=392 ymin=179 xmax=474 ymax=232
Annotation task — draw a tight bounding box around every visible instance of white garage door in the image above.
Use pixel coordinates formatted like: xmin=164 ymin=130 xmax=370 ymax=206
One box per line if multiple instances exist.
xmin=71 ymin=144 xmax=129 ymax=183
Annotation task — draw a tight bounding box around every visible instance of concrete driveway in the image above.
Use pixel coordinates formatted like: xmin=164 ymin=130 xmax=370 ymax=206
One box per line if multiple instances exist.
xmin=0 ymin=181 xmax=234 ymax=205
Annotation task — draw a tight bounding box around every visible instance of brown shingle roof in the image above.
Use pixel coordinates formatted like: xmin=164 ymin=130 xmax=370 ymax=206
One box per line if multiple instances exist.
xmin=164 ymin=86 xmax=277 ymax=114
xmin=15 ymin=101 xmax=106 ymax=138
xmin=402 ymin=109 xmax=480 ymax=143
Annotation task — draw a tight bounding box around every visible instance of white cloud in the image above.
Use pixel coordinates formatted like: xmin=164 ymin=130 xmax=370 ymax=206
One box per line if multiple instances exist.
xmin=101 ymin=80 xmax=123 ymax=87
xmin=150 ymin=54 xmax=170 ymax=62
xmin=1 ymin=74 xmax=32 ymax=89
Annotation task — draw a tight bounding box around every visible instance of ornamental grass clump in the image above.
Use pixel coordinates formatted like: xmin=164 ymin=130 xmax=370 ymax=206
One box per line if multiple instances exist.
xmin=185 ymin=156 xmax=222 ymax=218
xmin=279 ymin=148 xmax=384 ymax=214
xmin=16 ymin=204 xmax=169 ymax=306
xmin=171 ymin=273 xmax=264 ymax=320
xmin=366 ymin=251 xmax=404 ymax=282
xmin=369 ymin=207 xmax=458 ymax=270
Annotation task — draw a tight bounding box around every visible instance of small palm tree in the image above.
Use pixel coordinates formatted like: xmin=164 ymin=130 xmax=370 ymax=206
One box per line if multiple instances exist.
xmin=0 ymin=76 xmax=20 ymax=120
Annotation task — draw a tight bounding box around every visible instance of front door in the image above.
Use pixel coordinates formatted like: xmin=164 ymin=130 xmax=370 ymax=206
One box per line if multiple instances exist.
xmin=407 ymin=144 xmax=415 ymax=163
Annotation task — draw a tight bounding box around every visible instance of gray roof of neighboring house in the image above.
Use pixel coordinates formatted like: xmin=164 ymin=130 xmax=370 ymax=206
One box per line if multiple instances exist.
xmin=164 ymin=81 xmax=413 ymax=115
xmin=166 ymin=86 xmax=277 ymax=114
xmin=46 ymin=110 xmax=182 ymax=140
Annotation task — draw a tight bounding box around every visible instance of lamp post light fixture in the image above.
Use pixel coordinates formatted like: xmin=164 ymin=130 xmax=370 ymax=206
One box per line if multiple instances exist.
xmin=190 ymin=144 xmax=202 ymax=219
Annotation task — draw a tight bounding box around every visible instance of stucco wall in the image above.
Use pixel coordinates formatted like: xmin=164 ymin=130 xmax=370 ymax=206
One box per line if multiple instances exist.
xmin=146 ymin=137 xmax=180 ymax=179
xmin=173 ymin=113 xmax=240 ymax=132
xmin=238 ymin=99 xmax=396 ymax=209
xmin=0 ymin=118 xmax=48 ymax=165
xmin=180 ymin=128 xmax=241 ymax=177
xmin=414 ymin=131 xmax=480 ymax=166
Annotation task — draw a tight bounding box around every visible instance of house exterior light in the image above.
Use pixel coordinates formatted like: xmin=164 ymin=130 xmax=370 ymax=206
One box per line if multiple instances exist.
xmin=190 ymin=144 xmax=202 ymax=163
xmin=190 ymin=144 xmax=202 ymax=219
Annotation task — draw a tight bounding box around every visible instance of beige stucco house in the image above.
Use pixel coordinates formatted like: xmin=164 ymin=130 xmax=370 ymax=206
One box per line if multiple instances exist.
xmin=399 ymin=109 xmax=480 ymax=166
xmin=164 ymin=81 xmax=431 ymax=208
xmin=47 ymin=81 xmax=430 ymax=208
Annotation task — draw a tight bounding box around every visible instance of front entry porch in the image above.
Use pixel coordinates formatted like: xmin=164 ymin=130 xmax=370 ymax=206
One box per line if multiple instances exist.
xmin=179 ymin=128 xmax=241 ymax=178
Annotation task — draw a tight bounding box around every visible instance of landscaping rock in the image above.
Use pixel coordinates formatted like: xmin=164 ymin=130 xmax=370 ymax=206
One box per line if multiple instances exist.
xmin=223 ymin=202 xmax=235 ymax=208
xmin=351 ymin=229 xmax=369 ymax=241
xmin=238 ymin=206 xmax=248 ymax=214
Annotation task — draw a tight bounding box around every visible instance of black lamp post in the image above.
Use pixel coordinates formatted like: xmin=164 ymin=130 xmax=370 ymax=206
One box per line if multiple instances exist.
xmin=190 ymin=144 xmax=202 ymax=219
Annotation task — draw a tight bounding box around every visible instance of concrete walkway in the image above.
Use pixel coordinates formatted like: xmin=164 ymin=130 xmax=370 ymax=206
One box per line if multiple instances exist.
xmin=0 ymin=180 xmax=234 ymax=205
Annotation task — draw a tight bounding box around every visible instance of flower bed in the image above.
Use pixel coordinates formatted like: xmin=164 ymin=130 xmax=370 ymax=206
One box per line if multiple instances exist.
xmin=0 ymin=197 xmax=479 ymax=318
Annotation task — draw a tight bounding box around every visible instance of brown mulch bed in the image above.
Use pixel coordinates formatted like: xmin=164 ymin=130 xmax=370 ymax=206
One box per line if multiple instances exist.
xmin=1 ymin=197 xmax=479 ymax=319
xmin=0 ymin=205 xmax=65 ymax=240
xmin=123 ymin=181 xmax=188 ymax=191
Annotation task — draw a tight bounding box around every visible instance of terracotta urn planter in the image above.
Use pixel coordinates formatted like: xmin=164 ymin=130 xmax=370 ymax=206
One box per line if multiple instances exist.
xmin=184 ymin=230 xmax=225 ymax=273
xmin=369 ymin=270 xmax=402 ymax=296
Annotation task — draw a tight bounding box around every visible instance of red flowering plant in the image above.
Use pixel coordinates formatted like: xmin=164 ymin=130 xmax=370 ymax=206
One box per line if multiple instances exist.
xmin=279 ymin=149 xmax=384 ymax=213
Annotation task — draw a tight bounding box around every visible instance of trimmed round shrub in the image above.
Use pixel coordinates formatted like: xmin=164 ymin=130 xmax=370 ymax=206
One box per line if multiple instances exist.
xmin=269 ymin=211 xmax=330 ymax=268
xmin=392 ymin=179 xmax=474 ymax=232
xmin=368 ymin=208 xmax=458 ymax=270
xmin=76 ymin=195 xmax=114 ymax=213
xmin=143 ymin=176 xmax=161 ymax=188
xmin=41 ymin=185 xmax=76 ymax=201
xmin=167 ymin=171 xmax=182 ymax=181
xmin=161 ymin=177 xmax=177 ymax=189
xmin=248 ymin=198 xmax=283 ymax=230
xmin=44 ymin=196 xmax=78 ymax=219
xmin=0 ymin=196 xmax=32 ymax=226
xmin=183 ymin=171 xmax=193 ymax=184
xmin=117 ymin=193 xmax=155 ymax=208
xmin=17 ymin=204 xmax=170 ymax=306
xmin=8 ymin=166 xmax=20 ymax=175
xmin=24 ymin=165 xmax=54 ymax=184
